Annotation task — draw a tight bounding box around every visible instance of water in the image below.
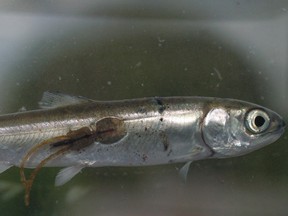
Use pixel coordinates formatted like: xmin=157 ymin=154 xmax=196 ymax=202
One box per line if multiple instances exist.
xmin=0 ymin=1 xmax=287 ymax=215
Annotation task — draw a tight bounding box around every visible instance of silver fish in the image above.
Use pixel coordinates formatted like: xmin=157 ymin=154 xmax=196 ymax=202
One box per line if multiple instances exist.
xmin=0 ymin=91 xmax=285 ymax=205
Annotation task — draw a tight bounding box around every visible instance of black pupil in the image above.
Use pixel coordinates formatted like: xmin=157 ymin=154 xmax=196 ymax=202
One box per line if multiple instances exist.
xmin=255 ymin=116 xmax=265 ymax=127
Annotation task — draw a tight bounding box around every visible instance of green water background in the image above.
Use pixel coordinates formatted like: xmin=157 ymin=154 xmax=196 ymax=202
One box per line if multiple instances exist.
xmin=0 ymin=1 xmax=287 ymax=215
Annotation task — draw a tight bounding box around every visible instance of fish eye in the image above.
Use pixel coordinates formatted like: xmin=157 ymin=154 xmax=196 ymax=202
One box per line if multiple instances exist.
xmin=245 ymin=109 xmax=270 ymax=134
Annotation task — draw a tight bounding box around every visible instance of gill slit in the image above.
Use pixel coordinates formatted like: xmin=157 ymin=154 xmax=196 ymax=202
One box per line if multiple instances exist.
xmin=199 ymin=109 xmax=215 ymax=158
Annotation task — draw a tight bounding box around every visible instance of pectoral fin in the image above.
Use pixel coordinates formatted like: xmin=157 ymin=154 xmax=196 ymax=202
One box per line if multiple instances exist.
xmin=0 ymin=164 xmax=12 ymax=174
xmin=179 ymin=161 xmax=192 ymax=183
xmin=55 ymin=166 xmax=84 ymax=186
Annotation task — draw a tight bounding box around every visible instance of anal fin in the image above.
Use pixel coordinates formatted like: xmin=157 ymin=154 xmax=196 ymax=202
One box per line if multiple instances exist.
xmin=55 ymin=166 xmax=84 ymax=186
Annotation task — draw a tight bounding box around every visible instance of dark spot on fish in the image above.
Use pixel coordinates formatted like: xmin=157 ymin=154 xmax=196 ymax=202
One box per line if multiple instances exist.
xmin=95 ymin=117 xmax=127 ymax=144
xmin=142 ymin=154 xmax=148 ymax=162
xmin=137 ymin=107 xmax=147 ymax=114
xmin=104 ymin=104 xmax=112 ymax=109
xmin=160 ymin=118 xmax=163 ymax=122
xmin=154 ymin=97 xmax=166 ymax=114
xmin=155 ymin=98 xmax=163 ymax=106
xmin=144 ymin=127 xmax=148 ymax=131
xmin=159 ymin=131 xmax=169 ymax=151
xmin=158 ymin=106 xmax=165 ymax=114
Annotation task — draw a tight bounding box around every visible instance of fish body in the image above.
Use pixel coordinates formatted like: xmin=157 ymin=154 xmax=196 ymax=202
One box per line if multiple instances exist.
xmin=0 ymin=92 xmax=285 ymax=189
xmin=0 ymin=95 xmax=212 ymax=168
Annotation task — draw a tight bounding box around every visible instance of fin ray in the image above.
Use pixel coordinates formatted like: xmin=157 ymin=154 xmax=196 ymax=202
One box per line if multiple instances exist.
xmin=55 ymin=166 xmax=84 ymax=186
xmin=179 ymin=161 xmax=192 ymax=183
xmin=39 ymin=91 xmax=94 ymax=109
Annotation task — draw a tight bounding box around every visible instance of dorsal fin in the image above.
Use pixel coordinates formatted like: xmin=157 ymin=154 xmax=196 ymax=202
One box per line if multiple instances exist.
xmin=39 ymin=91 xmax=95 ymax=109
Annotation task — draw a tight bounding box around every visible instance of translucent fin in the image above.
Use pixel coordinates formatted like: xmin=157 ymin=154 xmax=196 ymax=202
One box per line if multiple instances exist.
xmin=179 ymin=161 xmax=192 ymax=183
xmin=0 ymin=164 xmax=12 ymax=174
xmin=55 ymin=166 xmax=84 ymax=187
xmin=39 ymin=91 xmax=94 ymax=109
xmin=18 ymin=106 xmax=27 ymax=112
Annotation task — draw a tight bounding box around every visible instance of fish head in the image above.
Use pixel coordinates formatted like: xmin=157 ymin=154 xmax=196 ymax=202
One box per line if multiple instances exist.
xmin=202 ymin=100 xmax=286 ymax=158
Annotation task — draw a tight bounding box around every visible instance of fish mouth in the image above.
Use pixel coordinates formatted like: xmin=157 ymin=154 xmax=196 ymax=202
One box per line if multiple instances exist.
xmin=276 ymin=119 xmax=286 ymax=134
xmin=262 ymin=121 xmax=286 ymax=145
xmin=268 ymin=116 xmax=286 ymax=135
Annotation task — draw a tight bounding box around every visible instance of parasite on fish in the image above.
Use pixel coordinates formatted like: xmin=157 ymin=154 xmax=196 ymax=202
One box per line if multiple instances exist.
xmin=20 ymin=126 xmax=96 ymax=206
xmin=20 ymin=117 xmax=126 ymax=206
xmin=0 ymin=91 xmax=285 ymax=206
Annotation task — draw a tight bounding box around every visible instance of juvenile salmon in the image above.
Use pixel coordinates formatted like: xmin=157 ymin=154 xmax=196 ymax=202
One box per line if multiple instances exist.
xmin=0 ymin=91 xmax=285 ymax=205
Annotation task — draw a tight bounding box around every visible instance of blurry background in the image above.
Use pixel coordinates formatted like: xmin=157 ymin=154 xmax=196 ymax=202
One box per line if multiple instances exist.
xmin=0 ymin=0 xmax=287 ymax=215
